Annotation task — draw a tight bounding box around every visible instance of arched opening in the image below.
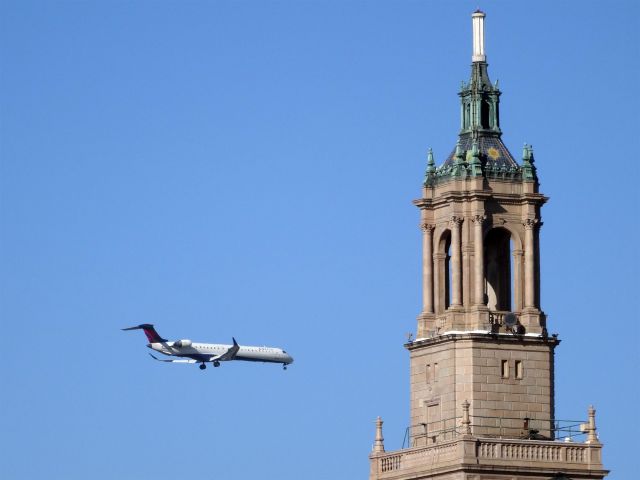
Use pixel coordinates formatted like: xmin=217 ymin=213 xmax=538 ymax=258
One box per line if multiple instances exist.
xmin=484 ymin=228 xmax=514 ymax=311
xmin=481 ymin=99 xmax=491 ymax=129
xmin=445 ymin=238 xmax=452 ymax=309
xmin=435 ymin=230 xmax=452 ymax=313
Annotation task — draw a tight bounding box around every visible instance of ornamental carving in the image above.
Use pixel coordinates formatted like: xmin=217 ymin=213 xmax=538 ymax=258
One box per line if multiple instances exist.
xmin=420 ymin=223 xmax=436 ymax=233
xmin=471 ymin=214 xmax=486 ymax=224
xmin=449 ymin=216 xmax=463 ymax=228
xmin=523 ymin=218 xmax=539 ymax=230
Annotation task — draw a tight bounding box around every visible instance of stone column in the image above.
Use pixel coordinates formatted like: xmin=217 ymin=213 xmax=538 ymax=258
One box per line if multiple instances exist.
xmin=434 ymin=252 xmax=446 ymax=314
xmin=421 ymin=223 xmax=435 ymax=314
xmin=512 ymin=249 xmax=523 ymax=311
xmin=523 ymin=219 xmax=537 ymax=309
xmin=450 ymin=216 xmax=463 ymax=307
xmin=471 ymin=215 xmax=485 ymax=306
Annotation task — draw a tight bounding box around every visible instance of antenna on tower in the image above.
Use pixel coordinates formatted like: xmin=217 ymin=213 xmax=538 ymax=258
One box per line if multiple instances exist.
xmin=471 ymin=10 xmax=486 ymax=62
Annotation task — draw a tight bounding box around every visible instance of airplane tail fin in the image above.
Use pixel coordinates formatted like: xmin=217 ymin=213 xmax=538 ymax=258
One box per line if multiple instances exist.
xmin=122 ymin=324 xmax=168 ymax=343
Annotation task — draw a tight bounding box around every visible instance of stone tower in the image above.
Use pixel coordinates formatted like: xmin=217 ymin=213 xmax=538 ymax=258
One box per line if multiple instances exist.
xmin=369 ymin=11 xmax=608 ymax=480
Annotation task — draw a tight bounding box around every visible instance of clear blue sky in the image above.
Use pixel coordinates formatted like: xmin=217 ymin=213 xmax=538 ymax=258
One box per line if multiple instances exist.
xmin=1 ymin=1 xmax=637 ymax=479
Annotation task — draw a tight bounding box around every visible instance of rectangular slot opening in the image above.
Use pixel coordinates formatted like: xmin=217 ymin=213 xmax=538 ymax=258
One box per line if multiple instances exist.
xmin=515 ymin=360 xmax=523 ymax=379
xmin=501 ymin=359 xmax=509 ymax=378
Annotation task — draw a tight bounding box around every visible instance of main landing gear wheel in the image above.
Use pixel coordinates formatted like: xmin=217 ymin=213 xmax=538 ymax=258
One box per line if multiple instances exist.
xmin=199 ymin=363 xmax=206 ymax=370
xmin=213 ymin=361 xmax=220 ymax=368
xmin=283 ymin=364 xmax=287 ymax=370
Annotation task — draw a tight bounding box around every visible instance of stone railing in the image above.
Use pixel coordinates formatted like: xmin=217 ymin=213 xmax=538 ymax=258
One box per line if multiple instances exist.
xmin=375 ymin=439 xmax=460 ymax=475
xmin=476 ymin=438 xmax=594 ymax=464
xmin=370 ymin=437 xmax=604 ymax=479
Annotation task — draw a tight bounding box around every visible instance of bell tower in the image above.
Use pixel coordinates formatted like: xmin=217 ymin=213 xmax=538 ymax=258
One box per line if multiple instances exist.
xmin=418 ymin=9 xmax=544 ymax=339
xmin=369 ymin=11 xmax=608 ymax=480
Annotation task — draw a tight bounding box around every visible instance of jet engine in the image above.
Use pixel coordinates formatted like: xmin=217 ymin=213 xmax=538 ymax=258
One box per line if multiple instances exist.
xmin=173 ymin=339 xmax=192 ymax=348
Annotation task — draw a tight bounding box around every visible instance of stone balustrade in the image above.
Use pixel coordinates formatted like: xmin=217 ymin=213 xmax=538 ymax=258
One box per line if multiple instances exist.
xmin=370 ymin=437 xmax=604 ymax=479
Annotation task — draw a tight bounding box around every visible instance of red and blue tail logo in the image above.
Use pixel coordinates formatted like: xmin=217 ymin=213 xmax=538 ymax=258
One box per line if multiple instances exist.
xmin=122 ymin=324 xmax=168 ymax=343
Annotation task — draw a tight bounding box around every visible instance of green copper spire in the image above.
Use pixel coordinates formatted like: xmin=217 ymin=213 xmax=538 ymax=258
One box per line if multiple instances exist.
xmin=459 ymin=61 xmax=501 ymax=135
xmin=440 ymin=12 xmax=519 ymax=178
xmin=427 ymin=11 xmax=535 ymax=187
xmin=460 ymin=10 xmax=501 ymax=137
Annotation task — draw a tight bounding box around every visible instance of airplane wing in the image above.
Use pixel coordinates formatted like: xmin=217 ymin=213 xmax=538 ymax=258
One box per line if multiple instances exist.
xmin=210 ymin=337 xmax=240 ymax=362
xmin=149 ymin=353 xmax=198 ymax=364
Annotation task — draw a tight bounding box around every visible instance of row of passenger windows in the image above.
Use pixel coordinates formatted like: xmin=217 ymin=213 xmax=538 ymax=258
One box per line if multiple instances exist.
xmin=195 ymin=345 xmax=278 ymax=353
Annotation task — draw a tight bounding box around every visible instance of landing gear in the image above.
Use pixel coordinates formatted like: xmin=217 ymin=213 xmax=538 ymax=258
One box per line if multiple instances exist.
xmin=283 ymin=364 xmax=288 ymax=370
xmin=213 ymin=361 xmax=220 ymax=368
xmin=199 ymin=363 xmax=206 ymax=370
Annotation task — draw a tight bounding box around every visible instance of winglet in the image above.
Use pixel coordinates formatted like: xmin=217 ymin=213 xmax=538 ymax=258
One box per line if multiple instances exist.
xmin=232 ymin=337 xmax=238 ymax=346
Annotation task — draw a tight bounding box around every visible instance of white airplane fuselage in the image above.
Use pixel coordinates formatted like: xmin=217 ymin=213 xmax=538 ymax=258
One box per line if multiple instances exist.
xmin=123 ymin=324 xmax=293 ymax=370
xmin=149 ymin=341 xmax=293 ymax=365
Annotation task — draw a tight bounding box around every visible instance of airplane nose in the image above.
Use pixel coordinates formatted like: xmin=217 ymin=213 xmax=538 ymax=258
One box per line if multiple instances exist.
xmin=287 ymin=355 xmax=294 ymax=364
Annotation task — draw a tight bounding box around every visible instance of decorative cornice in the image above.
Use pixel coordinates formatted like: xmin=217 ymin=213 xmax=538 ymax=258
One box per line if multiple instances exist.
xmin=414 ymin=192 xmax=548 ymax=210
xmin=406 ymin=331 xmax=560 ymax=350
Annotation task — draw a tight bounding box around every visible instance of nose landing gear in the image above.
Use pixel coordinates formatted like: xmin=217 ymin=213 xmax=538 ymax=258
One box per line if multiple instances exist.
xmin=283 ymin=364 xmax=288 ymax=370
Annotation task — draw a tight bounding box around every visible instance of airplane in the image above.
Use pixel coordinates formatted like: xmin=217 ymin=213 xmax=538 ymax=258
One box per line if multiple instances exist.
xmin=122 ymin=324 xmax=294 ymax=371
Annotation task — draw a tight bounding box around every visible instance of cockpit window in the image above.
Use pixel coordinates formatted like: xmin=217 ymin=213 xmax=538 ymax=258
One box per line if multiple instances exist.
xmin=282 ymin=350 xmax=287 ymax=354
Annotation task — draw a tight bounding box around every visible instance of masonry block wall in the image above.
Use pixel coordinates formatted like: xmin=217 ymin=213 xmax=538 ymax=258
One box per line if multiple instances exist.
xmin=409 ymin=334 xmax=558 ymax=444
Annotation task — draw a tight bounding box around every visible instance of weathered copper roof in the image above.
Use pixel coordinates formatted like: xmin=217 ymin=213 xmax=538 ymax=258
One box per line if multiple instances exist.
xmin=443 ymin=134 xmax=518 ymax=170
